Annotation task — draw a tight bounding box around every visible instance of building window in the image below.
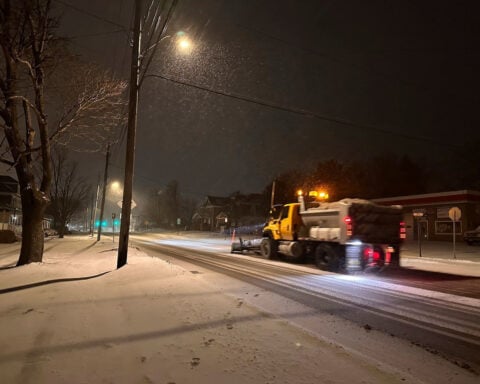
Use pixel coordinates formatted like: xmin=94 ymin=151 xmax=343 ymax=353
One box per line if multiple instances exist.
xmin=435 ymin=221 xmax=462 ymax=235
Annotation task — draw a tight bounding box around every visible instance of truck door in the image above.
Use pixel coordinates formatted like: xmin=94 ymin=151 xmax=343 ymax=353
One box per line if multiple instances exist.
xmin=279 ymin=205 xmax=294 ymax=240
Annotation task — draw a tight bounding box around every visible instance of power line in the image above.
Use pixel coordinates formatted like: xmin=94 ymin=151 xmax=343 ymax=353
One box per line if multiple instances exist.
xmin=145 ymin=72 xmax=462 ymax=152
xmin=63 ymin=29 xmax=126 ymax=40
xmin=234 ymin=22 xmax=475 ymax=109
xmin=139 ymin=0 xmax=179 ymax=87
xmin=117 ymin=1 xmax=137 ymax=150
xmin=53 ymin=0 xmax=128 ymax=30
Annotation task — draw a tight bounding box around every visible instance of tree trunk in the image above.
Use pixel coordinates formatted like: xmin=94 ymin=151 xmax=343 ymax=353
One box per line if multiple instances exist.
xmin=16 ymin=188 xmax=48 ymax=266
xmin=58 ymin=219 xmax=66 ymax=238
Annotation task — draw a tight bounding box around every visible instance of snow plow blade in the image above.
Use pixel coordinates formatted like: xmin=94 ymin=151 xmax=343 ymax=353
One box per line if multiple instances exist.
xmin=231 ymin=238 xmax=264 ymax=254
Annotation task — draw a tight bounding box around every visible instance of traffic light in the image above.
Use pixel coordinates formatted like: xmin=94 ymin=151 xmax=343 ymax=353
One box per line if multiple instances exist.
xmin=95 ymin=220 xmax=108 ymax=228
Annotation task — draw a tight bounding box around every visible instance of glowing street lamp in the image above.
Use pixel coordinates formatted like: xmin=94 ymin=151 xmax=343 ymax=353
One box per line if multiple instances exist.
xmin=178 ymin=38 xmax=191 ymax=50
xmin=110 ymin=180 xmax=121 ymax=190
xmin=109 ymin=180 xmax=123 ymax=196
xmin=175 ymin=31 xmax=193 ymax=54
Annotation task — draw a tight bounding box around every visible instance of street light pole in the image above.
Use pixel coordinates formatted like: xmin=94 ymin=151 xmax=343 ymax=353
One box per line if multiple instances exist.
xmin=117 ymin=0 xmax=142 ymax=268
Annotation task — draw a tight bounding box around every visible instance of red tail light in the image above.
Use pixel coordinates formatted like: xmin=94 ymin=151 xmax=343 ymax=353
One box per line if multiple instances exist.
xmin=344 ymin=216 xmax=353 ymax=236
xmin=363 ymin=247 xmax=380 ymax=261
xmin=400 ymin=221 xmax=406 ymax=239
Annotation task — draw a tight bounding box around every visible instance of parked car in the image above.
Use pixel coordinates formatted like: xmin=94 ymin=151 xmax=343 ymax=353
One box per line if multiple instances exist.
xmin=464 ymin=226 xmax=480 ymax=245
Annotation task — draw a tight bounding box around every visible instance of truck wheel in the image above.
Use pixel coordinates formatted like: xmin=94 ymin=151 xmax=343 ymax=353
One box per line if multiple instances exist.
xmin=260 ymin=238 xmax=278 ymax=260
xmin=315 ymin=244 xmax=343 ymax=272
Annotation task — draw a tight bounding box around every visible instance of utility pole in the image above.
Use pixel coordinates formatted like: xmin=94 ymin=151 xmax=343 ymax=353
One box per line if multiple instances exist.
xmin=91 ymin=174 xmax=101 ymax=237
xmin=97 ymin=143 xmax=110 ymax=241
xmin=270 ymin=180 xmax=276 ymax=209
xmin=118 ymin=0 xmax=142 ymax=268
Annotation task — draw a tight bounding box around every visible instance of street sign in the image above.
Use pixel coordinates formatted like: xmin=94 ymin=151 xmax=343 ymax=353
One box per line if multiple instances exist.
xmin=448 ymin=207 xmax=461 ymax=221
xmin=449 ymin=206 xmax=461 ymax=260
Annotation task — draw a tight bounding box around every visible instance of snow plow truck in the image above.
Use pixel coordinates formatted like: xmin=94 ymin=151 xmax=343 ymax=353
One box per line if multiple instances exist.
xmin=232 ymin=192 xmax=405 ymax=273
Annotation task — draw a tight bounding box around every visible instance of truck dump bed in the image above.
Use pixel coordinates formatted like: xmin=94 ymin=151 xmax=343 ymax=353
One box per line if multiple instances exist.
xmin=348 ymin=201 xmax=402 ymax=244
xmin=300 ymin=198 xmax=402 ymax=245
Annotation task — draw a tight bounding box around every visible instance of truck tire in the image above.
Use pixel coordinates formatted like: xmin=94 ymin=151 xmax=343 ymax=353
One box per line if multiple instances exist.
xmin=260 ymin=238 xmax=278 ymax=260
xmin=315 ymin=244 xmax=344 ymax=272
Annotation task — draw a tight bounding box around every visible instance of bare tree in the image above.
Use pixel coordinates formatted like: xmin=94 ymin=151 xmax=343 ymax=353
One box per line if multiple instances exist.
xmin=49 ymin=148 xmax=90 ymax=238
xmin=0 ymin=1 xmax=126 ymax=265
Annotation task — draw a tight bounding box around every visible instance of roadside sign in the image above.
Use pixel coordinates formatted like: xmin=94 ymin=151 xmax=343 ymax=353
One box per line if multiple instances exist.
xmin=448 ymin=207 xmax=461 ymax=260
xmin=448 ymin=207 xmax=461 ymax=221
xmin=412 ymin=208 xmax=426 ymax=217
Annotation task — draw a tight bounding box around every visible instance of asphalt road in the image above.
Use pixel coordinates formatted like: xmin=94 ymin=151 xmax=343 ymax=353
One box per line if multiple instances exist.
xmin=132 ymin=233 xmax=480 ymax=376
xmin=371 ymin=267 xmax=480 ymax=299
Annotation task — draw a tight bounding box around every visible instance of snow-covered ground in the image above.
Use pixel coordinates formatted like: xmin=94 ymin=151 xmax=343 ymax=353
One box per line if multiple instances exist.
xmin=400 ymin=240 xmax=480 ymax=276
xmin=0 ymin=235 xmax=479 ymax=384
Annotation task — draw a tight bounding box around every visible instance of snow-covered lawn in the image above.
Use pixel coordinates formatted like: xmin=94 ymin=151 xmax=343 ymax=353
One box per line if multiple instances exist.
xmin=0 ymin=236 xmax=478 ymax=383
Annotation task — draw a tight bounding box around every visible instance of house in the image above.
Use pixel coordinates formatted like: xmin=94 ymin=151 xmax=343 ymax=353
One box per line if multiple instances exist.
xmin=191 ymin=196 xmax=231 ymax=231
xmin=191 ymin=193 xmax=267 ymax=232
xmin=0 ymin=175 xmax=54 ymax=236
xmin=0 ymin=175 xmax=21 ymax=232
xmin=373 ymin=190 xmax=480 ymax=241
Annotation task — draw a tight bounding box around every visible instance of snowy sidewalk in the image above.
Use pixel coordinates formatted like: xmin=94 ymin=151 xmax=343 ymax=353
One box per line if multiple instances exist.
xmin=401 ymin=239 xmax=480 ymax=262
xmin=400 ymin=240 xmax=480 ymax=277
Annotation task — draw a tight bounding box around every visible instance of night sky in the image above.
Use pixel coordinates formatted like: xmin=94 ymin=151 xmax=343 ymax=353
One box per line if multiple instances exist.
xmin=57 ymin=0 xmax=480 ymax=199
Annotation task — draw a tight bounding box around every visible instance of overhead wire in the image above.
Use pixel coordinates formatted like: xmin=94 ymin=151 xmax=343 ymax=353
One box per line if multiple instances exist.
xmin=139 ymin=0 xmax=179 ymax=87
xmin=55 ymin=0 xmax=451 ymax=151
xmin=142 ymin=0 xmax=165 ymax=49
xmin=55 ymin=0 xmax=132 ymax=167
xmin=62 ymin=29 xmax=126 ymax=40
xmin=117 ymin=0 xmax=178 ymax=151
xmin=106 ymin=0 xmax=129 ymax=168
xmin=117 ymin=0 xmax=138 ymax=150
xmin=54 ymin=1 xmax=477 ymax=175
xmin=53 ymin=0 xmax=129 ymax=30
xmin=139 ymin=0 xmax=168 ymax=82
xmin=145 ymin=72 xmax=464 ymax=153
xmin=235 ymin=18 xmax=476 ymax=109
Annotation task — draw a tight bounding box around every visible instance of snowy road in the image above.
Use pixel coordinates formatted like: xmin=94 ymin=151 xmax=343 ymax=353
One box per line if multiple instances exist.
xmin=133 ymin=233 xmax=480 ymax=378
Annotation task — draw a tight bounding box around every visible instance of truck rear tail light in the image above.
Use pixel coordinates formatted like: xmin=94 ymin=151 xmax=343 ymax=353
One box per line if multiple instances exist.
xmin=400 ymin=221 xmax=406 ymax=239
xmin=385 ymin=246 xmax=394 ymax=264
xmin=344 ymin=216 xmax=353 ymax=237
xmin=363 ymin=247 xmax=380 ymax=261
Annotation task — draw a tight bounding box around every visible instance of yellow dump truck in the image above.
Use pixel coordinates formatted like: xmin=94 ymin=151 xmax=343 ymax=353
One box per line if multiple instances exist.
xmin=233 ymin=193 xmax=405 ymax=272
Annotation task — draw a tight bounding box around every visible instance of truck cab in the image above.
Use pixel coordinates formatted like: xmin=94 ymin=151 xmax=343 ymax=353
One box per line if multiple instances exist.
xmin=264 ymin=203 xmax=302 ymax=241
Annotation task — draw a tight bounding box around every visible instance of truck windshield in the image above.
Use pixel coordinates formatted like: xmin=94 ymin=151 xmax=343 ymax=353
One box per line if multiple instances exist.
xmin=268 ymin=205 xmax=282 ymax=220
xmin=280 ymin=205 xmax=290 ymax=220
